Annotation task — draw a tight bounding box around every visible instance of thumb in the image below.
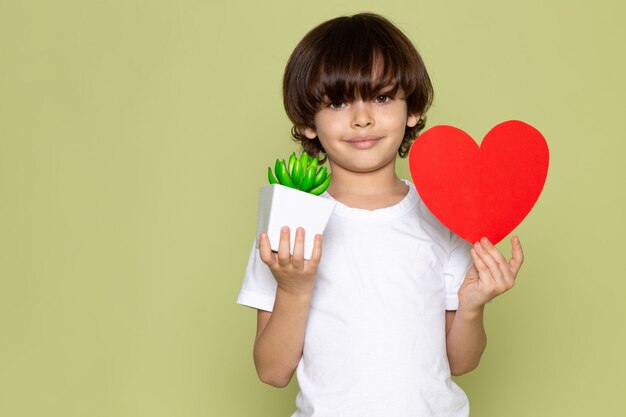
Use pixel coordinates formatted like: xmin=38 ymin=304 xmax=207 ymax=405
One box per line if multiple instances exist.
xmin=465 ymin=263 xmax=479 ymax=280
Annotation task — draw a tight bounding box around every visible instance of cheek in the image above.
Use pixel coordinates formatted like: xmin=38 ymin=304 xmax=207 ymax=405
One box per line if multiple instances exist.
xmin=313 ymin=117 xmax=340 ymax=141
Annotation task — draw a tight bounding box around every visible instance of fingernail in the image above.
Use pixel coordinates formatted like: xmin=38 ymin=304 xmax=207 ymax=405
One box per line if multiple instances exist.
xmin=282 ymin=226 xmax=289 ymax=233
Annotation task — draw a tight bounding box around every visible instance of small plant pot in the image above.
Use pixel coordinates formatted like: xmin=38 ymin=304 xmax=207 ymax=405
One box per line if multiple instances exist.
xmin=256 ymin=184 xmax=336 ymax=260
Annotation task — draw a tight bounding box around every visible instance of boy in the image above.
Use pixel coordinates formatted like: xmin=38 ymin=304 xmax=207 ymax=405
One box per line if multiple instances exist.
xmin=238 ymin=13 xmax=523 ymax=416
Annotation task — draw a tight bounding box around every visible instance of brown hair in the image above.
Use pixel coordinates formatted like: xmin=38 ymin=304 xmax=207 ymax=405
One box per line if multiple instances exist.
xmin=283 ymin=13 xmax=434 ymax=164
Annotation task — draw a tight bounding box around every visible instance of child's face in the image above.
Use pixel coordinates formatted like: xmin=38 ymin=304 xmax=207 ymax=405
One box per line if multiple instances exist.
xmin=303 ymin=90 xmax=419 ymax=175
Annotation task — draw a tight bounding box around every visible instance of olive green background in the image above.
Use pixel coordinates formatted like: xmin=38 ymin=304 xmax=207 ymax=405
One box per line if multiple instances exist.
xmin=1 ymin=0 xmax=625 ymax=416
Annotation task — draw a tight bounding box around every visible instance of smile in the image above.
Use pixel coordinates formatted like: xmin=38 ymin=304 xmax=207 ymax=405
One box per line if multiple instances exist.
xmin=345 ymin=136 xmax=382 ymax=149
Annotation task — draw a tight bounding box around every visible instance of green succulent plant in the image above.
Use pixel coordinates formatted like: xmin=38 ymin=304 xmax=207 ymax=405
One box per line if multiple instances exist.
xmin=268 ymin=151 xmax=331 ymax=195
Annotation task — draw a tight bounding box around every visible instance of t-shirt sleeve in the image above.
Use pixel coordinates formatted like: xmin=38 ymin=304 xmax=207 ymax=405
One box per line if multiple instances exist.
xmin=443 ymin=232 xmax=473 ymax=310
xmin=236 ymin=240 xmax=278 ymax=312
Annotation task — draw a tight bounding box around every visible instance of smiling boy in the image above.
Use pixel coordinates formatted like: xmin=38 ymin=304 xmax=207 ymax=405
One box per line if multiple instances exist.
xmin=238 ymin=13 xmax=523 ymax=416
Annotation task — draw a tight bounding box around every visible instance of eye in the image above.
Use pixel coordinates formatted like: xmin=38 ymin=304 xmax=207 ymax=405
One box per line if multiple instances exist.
xmin=374 ymin=94 xmax=392 ymax=104
xmin=327 ymin=101 xmax=347 ymax=109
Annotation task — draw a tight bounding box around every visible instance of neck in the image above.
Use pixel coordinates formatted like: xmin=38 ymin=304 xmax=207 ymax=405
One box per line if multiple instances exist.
xmin=325 ymin=160 xmax=408 ymax=209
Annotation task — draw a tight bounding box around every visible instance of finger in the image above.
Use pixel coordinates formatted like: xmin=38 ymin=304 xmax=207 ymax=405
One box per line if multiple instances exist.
xmin=292 ymin=227 xmax=305 ymax=268
xmin=509 ymin=236 xmax=524 ymax=274
xmin=277 ymin=226 xmax=292 ymax=266
xmin=258 ymin=232 xmax=275 ymax=266
xmin=470 ymin=248 xmax=489 ymax=275
xmin=308 ymin=234 xmax=323 ymax=267
xmin=473 ymin=243 xmax=509 ymax=298
xmin=473 ymin=240 xmax=504 ymax=284
xmin=480 ymin=238 xmax=508 ymax=267
xmin=480 ymin=237 xmax=515 ymax=287
xmin=470 ymin=249 xmax=495 ymax=297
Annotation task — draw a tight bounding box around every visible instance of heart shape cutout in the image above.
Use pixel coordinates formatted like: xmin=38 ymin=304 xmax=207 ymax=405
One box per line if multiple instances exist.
xmin=409 ymin=120 xmax=549 ymax=244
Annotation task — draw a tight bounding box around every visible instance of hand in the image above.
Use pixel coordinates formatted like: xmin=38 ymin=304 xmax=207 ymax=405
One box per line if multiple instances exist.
xmin=259 ymin=226 xmax=322 ymax=296
xmin=458 ymin=236 xmax=524 ymax=312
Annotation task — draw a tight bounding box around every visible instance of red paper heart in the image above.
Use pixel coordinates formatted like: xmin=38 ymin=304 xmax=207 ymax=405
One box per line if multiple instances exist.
xmin=408 ymin=120 xmax=549 ymax=244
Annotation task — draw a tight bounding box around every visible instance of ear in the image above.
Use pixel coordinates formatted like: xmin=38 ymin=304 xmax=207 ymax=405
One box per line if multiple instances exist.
xmin=302 ymin=126 xmax=318 ymax=140
xmin=406 ymin=113 xmax=420 ymax=128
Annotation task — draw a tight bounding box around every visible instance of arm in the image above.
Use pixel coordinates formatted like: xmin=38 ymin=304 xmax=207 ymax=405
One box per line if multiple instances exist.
xmin=253 ymin=226 xmax=322 ymax=388
xmin=445 ymin=307 xmax=486 ymax=376
xmin=445 ymin=236 xmax=524 ymax=376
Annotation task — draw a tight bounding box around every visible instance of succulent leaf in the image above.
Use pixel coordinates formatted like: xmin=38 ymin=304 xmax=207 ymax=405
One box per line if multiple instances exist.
xmin=299 ymin=165 xmax=316 ymax=192
xmin=275 ymin=159 xmax=295 ymax=188
xmin=268 ymin=167 xmax=279 ymax=184
xmin=288 ymin=152 xmax=297 ymax=175
xmin=300 ymin=152 xmax=310 ymax=172
xmin=291 ymin=158 xmax=304 ymax=186
xmin=310 ymin=174 xmax=331 ymax=195
xmin=313 ymin=166 xmax=328 ymax=187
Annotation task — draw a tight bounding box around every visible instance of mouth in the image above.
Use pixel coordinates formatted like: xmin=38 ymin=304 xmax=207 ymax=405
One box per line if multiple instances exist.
xmin=345 ymin=136 xmax=382 ymax=149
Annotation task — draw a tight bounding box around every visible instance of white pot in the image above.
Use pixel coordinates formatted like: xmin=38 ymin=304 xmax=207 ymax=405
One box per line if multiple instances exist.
xmin=255 ymin=184 xmax=336 ymax=260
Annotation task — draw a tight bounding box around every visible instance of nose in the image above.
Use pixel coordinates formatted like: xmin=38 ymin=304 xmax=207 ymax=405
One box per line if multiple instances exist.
xmin=351 ymin=101 xmax=374 ymax=128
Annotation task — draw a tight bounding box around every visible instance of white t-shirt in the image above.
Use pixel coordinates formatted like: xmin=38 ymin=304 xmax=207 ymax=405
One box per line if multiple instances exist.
xmin=237 ymin=180 xmax=473 ymax=417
